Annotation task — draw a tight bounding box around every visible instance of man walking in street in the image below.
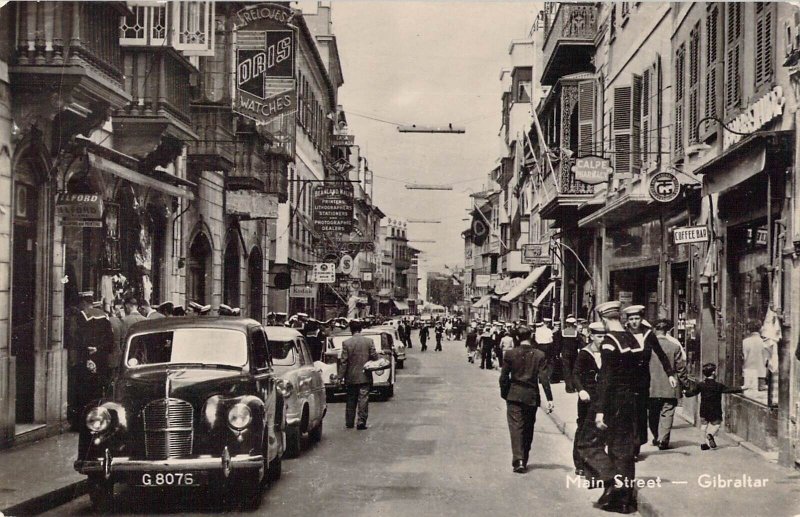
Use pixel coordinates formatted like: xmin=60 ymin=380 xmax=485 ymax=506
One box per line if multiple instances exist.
xmin=499 ymin=325 xmax=554 ymax=473
xmin=419 ymin=323 xmax=429 ymax=352
xmin=649 ymin=319 xmax=689 ymax=450
xmin=572 ymin=321 xmax=604 ymax=476
xmin=479 ymin=326 xmax=494 ymax=369
xmin=434 ymin=322 xmax=444 ymax=352
xmin=499 ymin=328 xmax=515 ymax=367
xmin=465 ymin=324 xmax=478 ymax=363
xmin=121 ymin=295 xmax=145 ymax=338
xmin=339 ymin=320 xmax=379 ymax=430
xmin=579 ymin=301 xmax=676 ymax=513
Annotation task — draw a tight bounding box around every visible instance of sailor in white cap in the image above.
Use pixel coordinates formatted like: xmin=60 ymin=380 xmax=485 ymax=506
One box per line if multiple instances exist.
xmin=577 ymin=301 xmax=676 ymax=513
xmin=533 ymin=319 xmax=556 ymax=383
xmin=572 ymin=321 xmax=605 ymax=476
xmin=555 ymin=315 xmax=581 ymax=392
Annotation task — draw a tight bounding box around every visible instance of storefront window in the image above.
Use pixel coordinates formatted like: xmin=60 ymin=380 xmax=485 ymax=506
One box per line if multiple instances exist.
xmin=729 ymin=220 xmax=778 ymax=407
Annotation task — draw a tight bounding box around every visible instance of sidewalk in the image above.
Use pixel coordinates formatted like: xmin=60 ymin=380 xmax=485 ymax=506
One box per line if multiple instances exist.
xmin=544 ymin=384 xmax=800 ymax=517
xmin=0 ymin=432 xmax=86 ymax=516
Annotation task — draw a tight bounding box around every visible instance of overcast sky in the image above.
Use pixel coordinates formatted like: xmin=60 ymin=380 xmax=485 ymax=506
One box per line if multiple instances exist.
xmin=327 ymin=2 xmax=539 ymax=273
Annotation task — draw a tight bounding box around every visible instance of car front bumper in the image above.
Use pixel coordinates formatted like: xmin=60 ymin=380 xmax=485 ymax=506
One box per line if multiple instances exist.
xmin=75 ymin=453 xmax=263 ymax=476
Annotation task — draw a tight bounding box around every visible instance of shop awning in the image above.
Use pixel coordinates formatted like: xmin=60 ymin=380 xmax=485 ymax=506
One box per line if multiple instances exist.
xmin=532 ymin=281 xmax=556 ymax=307
xmin=472 ymin=294 xmax=493 ymax=308
xmin=500 ymin=265 xmax=548 ymax=302
xmin=578 ymin=191 xmax=650 ymax=228
xmin=393 ymin=300 xmax=409 ymax=311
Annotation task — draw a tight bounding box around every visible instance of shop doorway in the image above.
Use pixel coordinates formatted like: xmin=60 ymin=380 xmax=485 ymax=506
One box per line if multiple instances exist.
xmin=188 ymin=233 xmax=212 ymax=305
xmin=11 ymin=178 xmax=38 ymax=424
xmin=248 ymin=247 xmax=263 ymax=321
xmin=223 ymin=238 xmax=241 ymax=307
xmin=609 ymin=265 xmax=659 ymax=322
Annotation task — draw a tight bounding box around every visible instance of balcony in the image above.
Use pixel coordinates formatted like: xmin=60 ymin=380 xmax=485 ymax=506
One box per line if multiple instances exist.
xmin=541 ymin=3 xmax=597 ymax=85
xmin=394 ymin=286 xmax=409 ymax=300
xmin=10 ymin=2 xmax=131 ymax=137
xmin=539 ymin=156 xmax=596 ymax=225
xmin=113 ymin=48 xmax=197 ymax=167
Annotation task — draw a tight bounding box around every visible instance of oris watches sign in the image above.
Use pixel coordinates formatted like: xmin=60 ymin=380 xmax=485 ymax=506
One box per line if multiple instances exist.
xmin=234 ymin=4 xmax=297 ymax=125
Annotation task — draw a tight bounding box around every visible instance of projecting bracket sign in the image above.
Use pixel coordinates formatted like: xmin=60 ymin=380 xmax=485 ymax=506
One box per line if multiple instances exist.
xmin=673 ymin=225 xmax=708 ymax=245
xmin=234 ymin=4 xmax=298 ymax=125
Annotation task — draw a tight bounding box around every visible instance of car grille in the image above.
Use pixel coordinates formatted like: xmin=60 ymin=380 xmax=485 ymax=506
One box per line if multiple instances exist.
xmin=142 ymin=398 xmax=193 ymax=460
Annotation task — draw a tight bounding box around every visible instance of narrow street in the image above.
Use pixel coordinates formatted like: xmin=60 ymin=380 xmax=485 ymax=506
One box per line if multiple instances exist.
xmin=45 ymin=333 xmax=609 ymax=517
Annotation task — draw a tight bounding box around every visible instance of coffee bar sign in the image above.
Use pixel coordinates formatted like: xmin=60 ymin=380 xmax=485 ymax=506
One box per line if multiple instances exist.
xmin=723 ymin=86 xmax=785 ymax=150
xmin=673 ymin=225 xmax=708 ymax=245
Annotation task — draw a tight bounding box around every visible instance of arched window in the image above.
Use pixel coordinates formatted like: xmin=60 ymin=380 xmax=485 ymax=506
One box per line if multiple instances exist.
xmin=188 ymin=233 xmax=212 ymax=304
xmin=223 ymin=237 xmax=241 ymax=306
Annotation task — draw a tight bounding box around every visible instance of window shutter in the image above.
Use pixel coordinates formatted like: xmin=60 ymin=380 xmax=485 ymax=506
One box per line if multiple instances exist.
xmin=577 ymin=80 xmax=595 ymax=157
xmin=651 ymin=56 xmax=662 ymax=171
xmin=688 ymin=23 xmax=700 ymax=145
xmin=725 ymin=3 xmax=743 ymax=111
xmin=702 ymin=5 xmax=722 ymax=140
xmin=674 ymin=44 xmax=685 ymax=158
xmin=754 ymin=2 xmax=774 ymax=89
xmin=631 ymin=74 xmax=642 ymax=174
xmin=613 ymin=85 xmax=632 ymax=175
xmin=120 ymin=3 xmax=169 ymax=46
xmin=171 ymin=1 xmax=215 ymax=56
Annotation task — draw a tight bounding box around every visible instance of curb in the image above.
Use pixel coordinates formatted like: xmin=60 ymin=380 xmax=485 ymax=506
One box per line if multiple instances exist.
xmin=2 ymin=480 xmax=87 ymax=516
xmin=543 ymin=408 xmax=661 ymax=517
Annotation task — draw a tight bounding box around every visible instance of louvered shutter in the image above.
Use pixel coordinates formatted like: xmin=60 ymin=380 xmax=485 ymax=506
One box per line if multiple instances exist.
xmin=701 ymin=5 xmax=722 ymax=141
xmin=631 ymin=74 xmax=642 ymax=174
xmin=725 ymin=3 xmax=743 ymax=111
xmin=613 ymin=85 xmax=632 ymax=175
xmin=688 ymin=23 xmax=700 ymax=145
xmin=641 ymin=68 xmax=650 ymax=169
xmin=651 ymin=56 xmax=662 ymax=170
xmin=577 ymin=80 xmax=595 ymax=157
xmin=754 ymin=3 xmax=774 ymax=89
xmin=674 ymin=44 xmax=685 ymax=157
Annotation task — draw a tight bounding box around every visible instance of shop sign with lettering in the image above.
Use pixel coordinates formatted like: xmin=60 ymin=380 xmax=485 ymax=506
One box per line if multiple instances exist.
xmin=648 ymin=172 xmax=681 ymax=203
xmin=521 ymin=243 xmax=550 ymax=265
xmin=332 ymin=133 xmax=355 ymax=147
xmin=723 ymin=86 xmax=785 ymax=150
xmin=310 ymin=263 xmax=336 ymax=284
xmin=234 ymin=4 xmax=298 ymax=125
xmin=313 ymin=182 xmax=354 ymax=233
xmin=673 ymin=225 xmax=708 ymax=245
xmin=55 ymin=193 xmax=104 ymax=219
xmin=226 ymin=190 xmax=279 ymax=219
xmin=571 ymin=156 xmax=613 ymax=185
xmin=289 ymin=285 xmax=316 ymax=298
xmin=475 ymin=274 xmax=490 ymax=288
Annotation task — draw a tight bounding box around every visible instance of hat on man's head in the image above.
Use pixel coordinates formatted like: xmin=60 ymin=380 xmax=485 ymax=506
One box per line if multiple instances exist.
xmin=595 ymin=301 xmax=621 ymax=318
xmin=622 ymin=305 xmax=646 ymax=316
xmin=157 ymin=301 xmax=174 ymax=312
xmin=565 ymin=316 xmax=577 ymax=324
xmin=577 ymin=317 xmax=588 ymax=324
xmin=588 ymin=322 xmax=606 ymax=333
xmin=78 ymin=290 xmax=94 ymax=300
xmin=91 ymin=300 xmax=103 ymax=308
xmin=543 ymin=317 xmax=552 ymax=322
xmin=172 ymin=305 xmax=186 ymax=316
xmin=534 ymin=321 xmax=544 ymax=327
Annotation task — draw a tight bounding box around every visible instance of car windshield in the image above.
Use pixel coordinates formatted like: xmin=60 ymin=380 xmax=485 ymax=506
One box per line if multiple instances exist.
xmin=126 ymin=329 xmax=248 ymax=368
xmin=269 ymin=339 xmax=296 ymax=366
xmin=328 ymin=334 xmax=383 ymax=351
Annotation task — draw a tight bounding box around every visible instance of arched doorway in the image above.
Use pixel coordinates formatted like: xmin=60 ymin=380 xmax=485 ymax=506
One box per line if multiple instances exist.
xmin=188 ymin=233 xmax=212 ymax=304
xmin=12 ymin=166 xmax=39 ymax=423
xmin=223 ymin=237 xmax=241 ymax=307
xmin=248 ymin=247 xmax=263 ymax=321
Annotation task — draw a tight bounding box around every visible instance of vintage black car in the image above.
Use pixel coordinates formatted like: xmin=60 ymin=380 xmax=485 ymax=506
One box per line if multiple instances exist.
xmin=73 ymin=317 xmax=287 ymax=510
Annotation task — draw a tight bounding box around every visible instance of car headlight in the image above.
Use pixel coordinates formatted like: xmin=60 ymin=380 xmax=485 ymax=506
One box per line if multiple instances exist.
xmin=227 ymin=403 xmax=252 ymax=430
xmin=86 ymin=407 xmax=111 ymax=433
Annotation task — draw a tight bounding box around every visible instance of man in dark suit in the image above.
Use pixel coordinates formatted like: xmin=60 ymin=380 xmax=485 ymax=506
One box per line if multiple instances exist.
xmin=339 ymin=320 xmax=379 ymax=430
xmin=499 ymin=326 xmax=554 ymax=473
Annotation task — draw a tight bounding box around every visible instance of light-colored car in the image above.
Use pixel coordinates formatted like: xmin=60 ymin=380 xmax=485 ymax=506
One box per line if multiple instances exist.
xmin=372 ymin=324 xmax=406 ymax=369
xmin=265 ymin=327 xmax=326 ymax=458
xmin=323 ymin=331 xmax=397 ymax=399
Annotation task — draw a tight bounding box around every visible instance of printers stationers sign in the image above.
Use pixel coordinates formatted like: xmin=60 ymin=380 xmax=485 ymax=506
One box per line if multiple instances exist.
xmin=234 ymin=4 xmax=297 ymax=124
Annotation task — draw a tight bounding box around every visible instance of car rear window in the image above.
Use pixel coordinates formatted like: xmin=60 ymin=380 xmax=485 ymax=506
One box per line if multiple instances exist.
xmin=269 ymin=339 xmax=297 ymax=366
xmin=126 ymin=328 xmax=248 ymax=368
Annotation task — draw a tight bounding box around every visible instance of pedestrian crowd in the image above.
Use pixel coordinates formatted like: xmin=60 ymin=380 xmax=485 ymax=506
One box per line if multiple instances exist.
xmin=466 ymin=302 xmax=748 ymax=514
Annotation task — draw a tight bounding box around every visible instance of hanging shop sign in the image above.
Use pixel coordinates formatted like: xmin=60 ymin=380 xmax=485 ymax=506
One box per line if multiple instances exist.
xmin=521 ymin=243 xmax=550 ymax=265
xmin=332 ymin=133 xmax=355 ymax=147
xmin=313 ymin=182 xmax=354 ymax=233
xmin=338 ymin=254 xmax=354 ymax=275
xmin=226 ymin=190 xmax=279 ymax=219
xmin=329 ymin=157 xmax=355 ymax=176
xmin=475 ymin=274 xmax=491 ymax=288
xmin=55 ymin=193 xmax=104 ymax=219
xmin=723 ymin=86 xmax=785 ymax=151
xmin=234 ymin=4 xmax=298 ymax=125
xmin=362 ymin=271 xmax=373 ymax=282
xmin=494 ymin=277 xmax=523 ymax=295
xmin=648 ymin=172 xmax=681 ymax=203
xmin=673 ymin=225 xmax=708 ymax=245
xmin=571 ymin=156 xmax=613 ymax=185
xmin=289 ymin=285 xmax=316 ymax=298
xmin=310 ymin=262 xmax=336 ymax=284
xmin=60 ymin=219 xmax=103 ymax=228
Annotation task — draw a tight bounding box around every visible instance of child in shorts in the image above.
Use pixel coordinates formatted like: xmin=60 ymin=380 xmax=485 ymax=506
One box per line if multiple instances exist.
xmin=697 ymin=363 xmax=743 ymax=450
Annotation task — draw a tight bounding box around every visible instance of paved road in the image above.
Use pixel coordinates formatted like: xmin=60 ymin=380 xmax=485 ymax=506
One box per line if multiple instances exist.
xmin=46 ymin=334 xmax=615 ymax=516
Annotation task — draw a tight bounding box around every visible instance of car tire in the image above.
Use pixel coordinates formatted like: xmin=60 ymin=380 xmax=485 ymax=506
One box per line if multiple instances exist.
xmin=238 ymin=472 xmax=263 ymax=510
xmin=87 ymin=476 xmax=114 ymax=513
xmin=285 ymin=424 xmax=301 ymax=458
xmin=266 ymin=453 xmax=282 ymax=484
xmin=309 ymin=420 xmax=323 ymax=443
xmin=383 ymin=385 xmax=394 ymax=399
xmin=326 ymin=389 xmax=335 ymax=403
xmin=397 ymin=360 xmax=404 ymax=369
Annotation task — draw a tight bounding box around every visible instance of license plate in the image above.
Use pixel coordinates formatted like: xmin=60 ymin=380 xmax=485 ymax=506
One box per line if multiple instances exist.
xmin=138 ymin=471 xmax=207 ymax=487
